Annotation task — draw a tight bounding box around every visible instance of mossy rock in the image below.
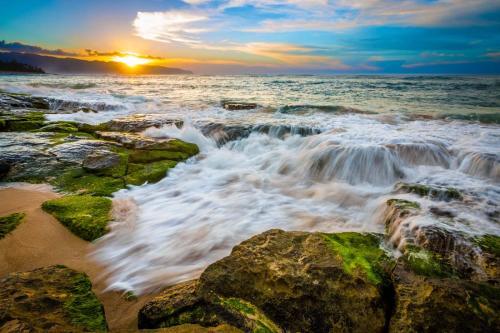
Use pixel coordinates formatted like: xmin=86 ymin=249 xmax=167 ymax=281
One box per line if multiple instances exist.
xmin=125 ymin=160 xmax=178 ymax=185
xmin=0 ymin=212 xmax=25 ymax=239
xmin=52 ymin=168 xmax=125 ymax=197
xmin=401 ymin=245 xmax=454 ymax=278
xmin=198 ymin=229 xmax=391 ymax=332
xmin=387 ymin=198 xmax=421 ymax=210
xmin=474 ymin=235 xmax=500 ymax=257
xmin=36 ymin=121 xmax=79 ymax=133
xmin=129 ymin=149 xmax=190 ymax=163
xmin=42 ymin=195 xmax=112 ymax=241
xmin=390 ymin=263 xmax=500 ymax=332
xmin=323 ymin=232 xmax=393 ymax=285
xmin=0 ymin=111 xmax=46 ymax=132
xmin=138 ymin=280 xmax=281 ymax=333
xmin=0 ymin=265 xmax=107 ymax=332
xmin=396 ymin=183 xmax=462 ymax=201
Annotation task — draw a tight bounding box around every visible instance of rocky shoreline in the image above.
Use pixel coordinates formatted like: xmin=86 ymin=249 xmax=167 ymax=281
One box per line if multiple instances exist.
xmin=0 ymin=92 xmax=498 ymax=332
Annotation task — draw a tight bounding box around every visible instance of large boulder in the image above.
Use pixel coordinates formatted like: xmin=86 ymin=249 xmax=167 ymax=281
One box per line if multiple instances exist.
xmin=140 ymin=229 xmax=394 ymax=333
xmin=389 ymin=260 xmax=500 ymax=333
xmin=0 ymin=265 xmax=107 ymax=332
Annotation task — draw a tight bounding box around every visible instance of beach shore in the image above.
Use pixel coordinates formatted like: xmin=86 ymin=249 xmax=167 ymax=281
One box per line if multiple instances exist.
xmin=0 ymin=186 xmax=156 ymax=332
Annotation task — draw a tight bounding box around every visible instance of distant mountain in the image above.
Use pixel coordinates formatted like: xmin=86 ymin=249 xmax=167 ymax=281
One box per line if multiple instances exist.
xmin=0 ymin=52 xmax=192 ymax=74
xmin=0 ymin=59 xmax=45 ymax=73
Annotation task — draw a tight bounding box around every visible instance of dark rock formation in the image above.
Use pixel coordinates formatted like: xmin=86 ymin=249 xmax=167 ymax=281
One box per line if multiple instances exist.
xmin=0 ymin=265 xmax=107 ymax=332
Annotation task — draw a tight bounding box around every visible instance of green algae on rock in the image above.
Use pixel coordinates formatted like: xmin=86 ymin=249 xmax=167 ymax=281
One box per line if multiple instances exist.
xmin=401 ymin=245 xmax=454 ymax=278
xmin=323 ymin=232 xmax=393 ymax=284
xmin=138 ymin=279 xmax=281 ymax=333
xmin=126 ymin=160 xmax=178 ymax=185
xmin=396 ymin=182 xmax=463 ymax=201
xmin=53 ymin=168 xmax=126 ymax=197
xmin=0 ymin=212 xmax=25 ymax=239
xmin=389 ymin=263 xmax=500 ymax=333
xmin=0 ymin=111 xmax=46 ymax=131
xmin=0 ymin=265 xmax=107 ymax=332
xmin=42 ymin=195 xmax=112 ymax=241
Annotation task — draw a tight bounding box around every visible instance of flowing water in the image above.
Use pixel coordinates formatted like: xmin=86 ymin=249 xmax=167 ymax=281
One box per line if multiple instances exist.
xmin=1 ymin=74 xmax=499 ymax=293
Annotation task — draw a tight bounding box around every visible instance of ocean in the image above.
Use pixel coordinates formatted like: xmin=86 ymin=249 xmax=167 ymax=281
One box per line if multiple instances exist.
xmin=1 ymin=74 xmax=499 ymax=293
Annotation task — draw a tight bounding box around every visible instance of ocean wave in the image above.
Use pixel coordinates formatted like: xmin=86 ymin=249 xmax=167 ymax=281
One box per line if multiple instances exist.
xmin=277 ymin=104 xmax=375 ymax=115
xmin=28 ymin=82 xmax=97 ymax=89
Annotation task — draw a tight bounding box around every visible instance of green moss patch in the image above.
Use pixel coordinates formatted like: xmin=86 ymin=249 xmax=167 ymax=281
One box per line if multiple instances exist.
xmin=36 ymin=121 xmax=79 ymax=133
xmin=63 ymin=272 xmax=107 ymax=332
xmin=403 ymin=245 xmax=453 ymax=278
xmin=473 ymin=235 xmax=500 ymax=257
xmin=52 ymin=168 xmax=125 ymax=197
xmin=0 ymin=212 xmax=25 ymax=238
xmin=213 ymin=295 xmax=281 ymax=333
xmin=323 ymin=232 xmax=392 ymax=285
xmin=387 ymin=198 xmax=420 ymax=210
xmin=397 ymin=183 xmax=462 ymax=201
xmin=42 ymin=195 xmax=112 ymax=241
xmin=129 ymin=149 xmax=190 ymax=163
xmin=0 ymin=111 xmax=46 ymax=131
xmin=126 ymin=160 xmax=178 ymax=185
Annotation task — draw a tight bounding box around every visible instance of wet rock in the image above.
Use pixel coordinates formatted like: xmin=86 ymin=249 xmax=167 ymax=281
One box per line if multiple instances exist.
xmin=139 ymin=229 xmax=500 ymax=333
xmin=139 ymin=279 xmax=280 ymax=332
xmin=383 ymin=198 xmax=421 ymax=250
xmin=221 ymin=102 xmax=258 ymax=111
xmin=389 ymin=262 xmax=500 ymax=332
xmin=0 ymin=132 xmax=69 ymax=182
xmin=48 ymin=140 xmax=115 ymax=164
xmin=199 ymin=122 xmax=322 ymax=145
xmin=83 ymin=151 xmax=121 ymax=171
xmin=139 ymin=230 xmax=393 ymax=332
xmin=103 ymin=114 xmax=182 ymax=132
xmin=0 ymin=92 xmax=49 ymax=110
xmin=96 ymin=131 xmax=199 ymax=155
xmin=0 ymin=111 xmax=46 ymax=132
xmin=36 ymin=121 xmax=79 ymax=133
xmin=396 ymin=182 xmax=463 ymax=201
xmin=383 ymin=199 xmax=498 ymax=281
xmin=0 ymin=265 xmax=107 ymax=332
xmin=156 ymin=324 xmax=243 ymax=333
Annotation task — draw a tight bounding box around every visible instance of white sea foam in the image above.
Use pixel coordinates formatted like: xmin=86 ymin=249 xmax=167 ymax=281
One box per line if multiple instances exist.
xmin=93 ymin=117 xmax=500 ymax=293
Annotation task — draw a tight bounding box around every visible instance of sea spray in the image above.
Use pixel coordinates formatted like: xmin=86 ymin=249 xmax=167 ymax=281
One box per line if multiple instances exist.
xmin=92 ymin=117 xmax=499 ymax=293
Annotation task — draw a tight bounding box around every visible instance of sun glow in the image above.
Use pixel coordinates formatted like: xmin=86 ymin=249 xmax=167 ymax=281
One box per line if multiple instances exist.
xmin=113 ymin=54 xmax=150 ymax=67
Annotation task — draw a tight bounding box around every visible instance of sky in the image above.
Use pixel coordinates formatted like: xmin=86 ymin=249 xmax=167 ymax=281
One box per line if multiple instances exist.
xmin=1 ymin=0 xmax=500 ymax=74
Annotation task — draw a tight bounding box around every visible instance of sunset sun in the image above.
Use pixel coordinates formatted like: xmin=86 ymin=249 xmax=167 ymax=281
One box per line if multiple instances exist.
xmin=113 ymin=54 xmax=150 ymax=67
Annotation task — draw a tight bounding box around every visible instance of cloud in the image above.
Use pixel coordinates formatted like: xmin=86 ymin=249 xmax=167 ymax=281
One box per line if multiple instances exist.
xmin=133 ymin=10 xmax=210 ymax=44
xmin=84 ymin=49 xmax=164 ymax=60
xmin=0 ymin=40 xmax=79 ymax=56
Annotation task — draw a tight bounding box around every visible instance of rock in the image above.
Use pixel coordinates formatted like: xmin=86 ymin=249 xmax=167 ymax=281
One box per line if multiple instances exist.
xmin=0 ymin=212 xmax=25 ymax=239
xmin=42 ymin=195 xmax=112 ymax=241
xmin=383 ymin=198 xmax=421 ymax=250
xmin=199 ymin=122 xmax=322 ymax=145
xmin=140 ymin=230 xmax=394 ymax=332
xmin=83 ymin=151 xmax=122 ymax=171
xmin=139 ymin=229 xmax=500 ymax=332
xmin=0 ymin=111 xmax=46 ymax=132
xmin=48 ymin=140 xmax=115 ymax=164
xmin=395 ymin=182 xmax=462 ymax=201
xmin=36 ymin=122 xmax=79 ymax=133
xmin=103 ymin=114 xmax=182 ymax=132
xmin=389 ymin=262 xmax=500 ymax=332
xmin=0 ymin=93 xmax=49 ymax=110
xmin=221 ymin=102 xmax=258 ymax=111
xmin=0 ymin=265 xmax=107 ymax=332
xmin=0 ymin=132 xmax=70 ymax=182
xmin=138 ymin=280 xmax=282 ymax=333
xmin=156 ymin=324 xmax=243 ymax=332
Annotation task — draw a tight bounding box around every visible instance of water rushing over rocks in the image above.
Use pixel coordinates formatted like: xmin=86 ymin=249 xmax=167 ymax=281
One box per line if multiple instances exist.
xmin=94 ymin=116 xmax=499 ymax=293
xmin=0 ymin=75 xmax=499 ymax=294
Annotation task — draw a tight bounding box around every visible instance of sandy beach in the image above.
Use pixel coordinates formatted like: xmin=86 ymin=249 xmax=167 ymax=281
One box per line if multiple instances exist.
xmin=0 ymin=186 xmax=156 ymax=332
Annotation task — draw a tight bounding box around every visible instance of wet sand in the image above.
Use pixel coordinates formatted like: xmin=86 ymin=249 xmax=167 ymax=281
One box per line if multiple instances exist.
xmin=0 ymin=186 xmax=157 ymax=332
